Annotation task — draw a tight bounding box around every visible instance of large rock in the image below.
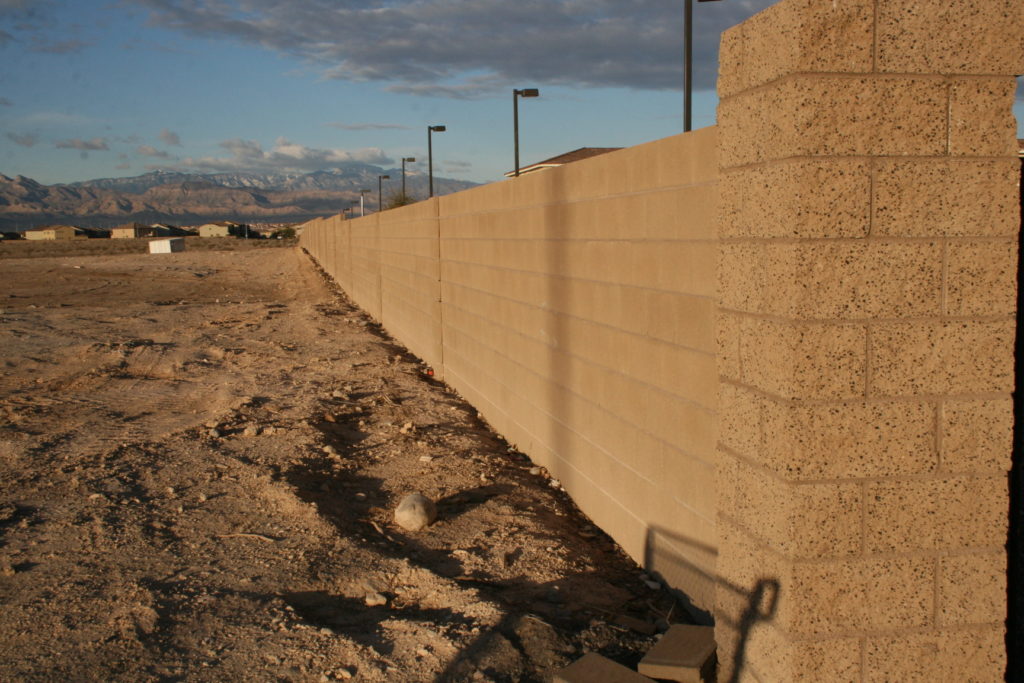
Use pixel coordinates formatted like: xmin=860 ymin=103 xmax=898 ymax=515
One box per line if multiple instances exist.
xmin=394 ymin=493 xmax=437 ymax=531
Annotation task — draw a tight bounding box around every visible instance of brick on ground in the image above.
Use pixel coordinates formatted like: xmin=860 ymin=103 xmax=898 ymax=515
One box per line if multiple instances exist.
xmin=637 ymin=624 xmax=716 ymax=683
xmin=553 ymin=652 xmax=655 ymax=683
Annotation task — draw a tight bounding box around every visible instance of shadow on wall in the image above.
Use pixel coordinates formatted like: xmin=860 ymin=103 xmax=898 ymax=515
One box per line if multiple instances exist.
xmin=645 ymin=526 xmax=779 ymax=683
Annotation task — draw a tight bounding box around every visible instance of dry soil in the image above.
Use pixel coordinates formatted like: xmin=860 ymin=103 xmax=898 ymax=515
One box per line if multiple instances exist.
xmin=0 ymin=243 xmax=690 ymax=682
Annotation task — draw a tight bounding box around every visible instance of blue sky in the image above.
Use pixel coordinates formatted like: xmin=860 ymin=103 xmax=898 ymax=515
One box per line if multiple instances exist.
xmin=0 ymin=0 xmax=1021 ymax=186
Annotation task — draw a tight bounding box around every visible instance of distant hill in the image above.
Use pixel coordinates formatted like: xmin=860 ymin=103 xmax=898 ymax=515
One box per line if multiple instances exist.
xmin=0 ymin=165 xmax=478 ymax=230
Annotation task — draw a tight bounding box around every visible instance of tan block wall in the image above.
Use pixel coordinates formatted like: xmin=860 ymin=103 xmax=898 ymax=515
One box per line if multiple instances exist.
xmin=716 ymin=0 xmax=1022 ymax=680
xmin=302 ymin=130 xmax=722 ymax=611
xmin=299 ymin=2 xmax=1021 ymax=677
xmin=438 ymin=129 xmax=720 ymax=608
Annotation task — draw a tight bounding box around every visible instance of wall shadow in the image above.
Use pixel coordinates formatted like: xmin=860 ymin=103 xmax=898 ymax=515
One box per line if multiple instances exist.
xmin=645 ymin=525 xmax=779 ymax=683
xmin=1008 ymin=152 xmax=1023 ymax=682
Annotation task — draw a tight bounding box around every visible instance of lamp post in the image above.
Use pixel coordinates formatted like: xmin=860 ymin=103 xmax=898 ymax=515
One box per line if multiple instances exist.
xmin=512 ymin=88 xmax=539 ymax=177
xmin=358 ymin=189 xmax=371 ymax=216
xmin=684 ymin=0 xmax=723 ymax=132
xmin=401 ymin=157 xmax=416 ymax=199
xmin=427 ymin=125 xmax=446 ymax=198
xmin=378 ymin=174 xmax=390 ymax=212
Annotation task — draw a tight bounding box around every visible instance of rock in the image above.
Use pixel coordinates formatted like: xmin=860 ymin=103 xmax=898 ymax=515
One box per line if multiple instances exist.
xmin=331 ymin=390 xmax=346 ymax=398
xmin=322 ymin=445 xmax=338 ymax=456
xmin=529 ymin=467 xmax=542 ymax=476
xmin=336 ymin=668 xmax=353 ymax=680
xmin=399 ymin=421 xmax=414 ymax=434
xmin=208 ymin=428 xmax=221 ymax=439
xmin=643 ymin=579 xmax=661 ymax=591
xmin=243 ymin=424 xmax=260 ymax=437
xmin=418 ymin=455 xmax=434 ymax=463
xmin=0 ymin=562 xmax=16 ymax=577
xmin=364 ymin=592 xmax=387 ymax=607
xmin=394 ymin=493 xmax=437 ymax=531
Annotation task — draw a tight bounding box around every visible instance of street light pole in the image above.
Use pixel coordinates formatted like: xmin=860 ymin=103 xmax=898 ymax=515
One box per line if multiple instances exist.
xmin=378 ymin=174 xmax=390 ymax=212
xmin=512 ymin=88 xmax=539 ymax=177
xmin=401 ymin=157 xmax=416 ymax=199
xmin=428 ymin=125 xmax=446 ymax=198
xmin=685 ymin=0 xmax=723 ymax=132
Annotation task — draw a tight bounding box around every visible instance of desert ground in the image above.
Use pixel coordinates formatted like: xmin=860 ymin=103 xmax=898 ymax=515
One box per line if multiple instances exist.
xmin=0 ymin=240 xmax=690 ymax=682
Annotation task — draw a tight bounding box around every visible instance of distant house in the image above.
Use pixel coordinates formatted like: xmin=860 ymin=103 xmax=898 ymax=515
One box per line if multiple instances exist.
xmin=24 ymin=225 xmax=84 ymax=241
xmin=198 ymin=221 xmax=246 ymax=238
xmin=111 ymin=222 xmax=190 ymax=239
xmin=504 ymin=147 xmax=623 ymax=178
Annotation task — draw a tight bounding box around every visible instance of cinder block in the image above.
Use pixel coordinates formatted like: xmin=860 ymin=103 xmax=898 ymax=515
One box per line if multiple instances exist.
xmin=876 ymin=0 xmax=1024 ymax=75
xmin=864 ymin=626 xmax=1006 ymax=682
xmin=760 ymin=398 xmax=935 ymax=479
xmin=941 ymin=398 xmax=1014 ymax=474
xmin=718 ymin=382 xmax=760 ymax=458
xmin=786 ymin=556 xmax=934 ymax=636
xmin=864 ymin=476 xmax=1008 ymax=553
xmin=739 ymin=318 xmax=866 ymax=400
xmin=720 ymin=241 xmax=943 ymax=320
xmin=869 ymin=320 xmax=1015 ymax=397
xmin=553 ymin=652 xmax=654 ymax=683
xmin=638 ymin=624 xmax=716 ymax=682
xmin=718 ymin=0 xmax=874 ymax=97
xmin=719 ymin=160 xmax=871 ymax=239
xmin=945 ymin=239 xmax=1017 ymax=317
xmin=948 ymin=78 xmax=1020 ymax=157
xmin=938 ymin=553 xmax=1007 ymax=626
xmin=719 ymin=77 xmax=948 ymax=167
xmin=872 ymin=158 xmax=1021 ymax=237
xmin=716 ymin=310 xmax=742 ymax=382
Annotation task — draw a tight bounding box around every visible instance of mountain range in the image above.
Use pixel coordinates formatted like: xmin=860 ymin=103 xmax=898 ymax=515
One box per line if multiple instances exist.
xmin=0 ymin=164 xmax=479 ymax=230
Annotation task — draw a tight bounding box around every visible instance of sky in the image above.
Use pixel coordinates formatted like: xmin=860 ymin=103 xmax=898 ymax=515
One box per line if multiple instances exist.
xmin=0 ymin=0 xmax=1021 ymax=187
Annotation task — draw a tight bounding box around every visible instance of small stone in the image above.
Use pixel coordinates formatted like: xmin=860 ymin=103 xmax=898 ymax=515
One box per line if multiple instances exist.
xmin=549 ymin=479 xmax=562 ymax=489
xmin=323 ymin=445 xmax=338 ymax=456
xmin=264 ymin=426 xmax=275 ymax=435
xmin=394 ymin=493 xmax=437 ymax=531
xmin=336 ymin=668 xmax=353 ymax=680
xmin=208 ymin=428 xmax=221 ymax=439
xmin=331 ymin=390 xmax=346 ymax=398
xmin=354 ymin=492 xmax=367 ymax=500
xmin=320 ymin=627 xmax=333 ymax=635
xmin=418 ymin=455 xmax=434 ymax=463
xmin=529 ymin=467 xmax=542 ymax=476
xmin=364 ymin=592 xmax=387 ymax=607
xmin=399 ymin=421 xmax=414 ymax=435
xmin=643 ymin=579 xmax=661 ymax=591
xmin=0 ymin=562 xmax=16 ymax=577
xmin=243 ymin=425 xmax=260 ymax=437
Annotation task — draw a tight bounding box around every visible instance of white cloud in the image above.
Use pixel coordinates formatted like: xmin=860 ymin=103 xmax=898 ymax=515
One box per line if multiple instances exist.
xmin=55 ymin=137 xmax=109 ymax=151
xmin=159 ymin=128 xmax=182 ymax=146
xmin=128 ymin=0 xmax=775 ymax=95
xmin=137 ymin=144 xmax=170 ymax=158
xmin=178 ymin=137 xmax=392 ymax=172
xmin=5 ymin=131 xmax=36 ymax=146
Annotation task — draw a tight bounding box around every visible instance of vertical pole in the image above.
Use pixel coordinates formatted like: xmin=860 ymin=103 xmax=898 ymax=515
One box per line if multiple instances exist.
xmin=402 ymin=159 xmax=407 ymax=197
xmin=378 ymin=177 xmax=383 ymax=212
xmin=428 ymin=128 xmax=435 ymax=198
xmin=684 ymin=0 xmax=693 ymax=132
xmin=513 ymin=90 xmax=521 ymax=177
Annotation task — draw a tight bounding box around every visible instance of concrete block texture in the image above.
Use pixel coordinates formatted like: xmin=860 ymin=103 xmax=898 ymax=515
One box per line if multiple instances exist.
xmin=876 ymin=0 xmax=1024 ymax=75
xmin=863 ymin=627 xmax=1006 ymax=682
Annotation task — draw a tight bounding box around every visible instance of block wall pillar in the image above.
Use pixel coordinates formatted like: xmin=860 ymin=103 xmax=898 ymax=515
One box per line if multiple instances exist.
xmin=715 ymin=1 xmax=1023 ymax=680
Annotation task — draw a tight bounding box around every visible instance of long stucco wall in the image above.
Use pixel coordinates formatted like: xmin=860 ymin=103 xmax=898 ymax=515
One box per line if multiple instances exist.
xmin=301 ymin=1 xmax=1022 ymax=679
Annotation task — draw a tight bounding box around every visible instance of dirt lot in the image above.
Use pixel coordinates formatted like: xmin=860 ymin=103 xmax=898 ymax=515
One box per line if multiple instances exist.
xmin=0 ymin=242 xmax=691 ymax=682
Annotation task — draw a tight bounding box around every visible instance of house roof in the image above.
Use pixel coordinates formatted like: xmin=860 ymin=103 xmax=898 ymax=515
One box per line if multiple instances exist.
xmin=504 ymin=147 xmax=623 ymax=177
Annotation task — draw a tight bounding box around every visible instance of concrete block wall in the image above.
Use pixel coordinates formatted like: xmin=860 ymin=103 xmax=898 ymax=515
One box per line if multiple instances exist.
xmin=299 ymin=2 xmax=1021 ymax=678
xmin=302 ymin=130 xmax=722 ymax=611
xmin=438 ymin=129 xmax=720 ymax=609
xmin=715 ymin=0 xmax=1022 ymax=680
